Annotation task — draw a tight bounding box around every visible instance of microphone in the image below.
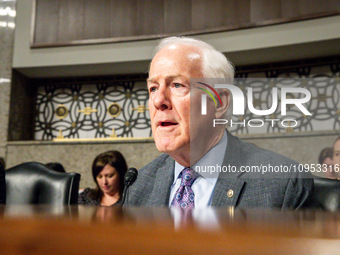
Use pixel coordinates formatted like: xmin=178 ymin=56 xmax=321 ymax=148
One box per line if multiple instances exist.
xmin=124 ymin=167 xmax=138 ymax=187
xmin=120 ymin=167 xmax=138 ymax=206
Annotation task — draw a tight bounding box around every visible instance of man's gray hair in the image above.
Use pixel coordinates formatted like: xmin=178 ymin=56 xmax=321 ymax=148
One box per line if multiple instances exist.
xmin=154 ymin=36 xmax=234 ymax=83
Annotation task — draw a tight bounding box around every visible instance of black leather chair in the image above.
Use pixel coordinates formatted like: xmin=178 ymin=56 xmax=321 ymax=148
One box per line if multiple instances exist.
xmin=313 ymin=176 xmax=340 ymax=211
xmin=0 ymin=162 xmax=5 ymax=204
xmin=5 ymin=162 xmax=80 ymax=206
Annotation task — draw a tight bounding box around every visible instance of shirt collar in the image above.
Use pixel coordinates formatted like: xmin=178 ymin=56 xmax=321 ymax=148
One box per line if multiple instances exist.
xmin=173 ymin=130 xmax=228 ymax=184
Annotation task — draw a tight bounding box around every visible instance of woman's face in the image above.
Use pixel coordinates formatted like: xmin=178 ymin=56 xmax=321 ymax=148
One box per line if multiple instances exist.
xmin=96 ymin=164 xmax=120 ymax=196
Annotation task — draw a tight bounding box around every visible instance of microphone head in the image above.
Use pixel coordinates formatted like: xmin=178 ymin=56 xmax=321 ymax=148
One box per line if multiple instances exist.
xmin=124 ymin=167 xmax=138 ymax=186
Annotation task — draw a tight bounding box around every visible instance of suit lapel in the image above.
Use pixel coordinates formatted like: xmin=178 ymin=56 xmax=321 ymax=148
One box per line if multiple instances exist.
xmin=212 ymin=131 xmax=245 ymax=207
xmin=211 ymin=178 xmax=245 ymax=206
xmin=149 ymin=155 xmax=175 ymax=206
xmin=148 ymin=132 xmax=246 ymax=207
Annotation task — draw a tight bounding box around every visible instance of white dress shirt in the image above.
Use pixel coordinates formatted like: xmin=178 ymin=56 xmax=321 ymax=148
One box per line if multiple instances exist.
xmin=169 ymin=131 xmax=228 ymax=209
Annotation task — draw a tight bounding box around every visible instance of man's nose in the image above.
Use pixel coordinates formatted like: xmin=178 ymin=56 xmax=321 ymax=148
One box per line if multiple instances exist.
xmin=152 ymin=86 xmax=171 ymax=110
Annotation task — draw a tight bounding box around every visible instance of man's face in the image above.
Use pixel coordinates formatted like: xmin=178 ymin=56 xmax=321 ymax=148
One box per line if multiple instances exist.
xmin=333 ymin=139 xmax=340 ymax=166
xmin=147 ymin=44 xmax=203 ymax=157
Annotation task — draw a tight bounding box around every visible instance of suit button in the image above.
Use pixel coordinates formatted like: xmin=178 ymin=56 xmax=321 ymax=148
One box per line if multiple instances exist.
xmin=227 ymin=189 xmax=234 ymax=198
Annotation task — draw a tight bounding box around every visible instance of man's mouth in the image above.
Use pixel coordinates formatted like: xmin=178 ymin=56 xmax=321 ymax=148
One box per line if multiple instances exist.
xmin=159 ymin=121 xmax=178 ymax=127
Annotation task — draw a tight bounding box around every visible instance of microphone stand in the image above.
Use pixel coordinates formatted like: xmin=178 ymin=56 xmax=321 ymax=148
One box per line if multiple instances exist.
xmin=119 ymin=168 xmax=138 ymax=207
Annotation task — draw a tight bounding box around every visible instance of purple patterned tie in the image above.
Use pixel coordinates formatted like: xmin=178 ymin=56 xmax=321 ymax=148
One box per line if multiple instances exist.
xmin=171 ymin=168 xmax=196 ymax=209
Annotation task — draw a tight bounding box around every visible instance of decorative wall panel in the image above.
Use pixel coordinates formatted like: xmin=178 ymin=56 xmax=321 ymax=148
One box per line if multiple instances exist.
xmin=231 ymin=64 xmax=340 ymax=135
xmin=34 ymin=60 xmax=339 ymax=140
xmin=35 ymin=80 xmax=151 ymax=140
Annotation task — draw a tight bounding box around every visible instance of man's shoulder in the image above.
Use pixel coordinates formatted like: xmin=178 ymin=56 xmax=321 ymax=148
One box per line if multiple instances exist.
xmin=228 ymin=133 xmax=312 ymax=179
xmin=231 ymin=134 xmax=299 ymax=167
xmin=227 ymin=134 xmax=314 ymax=208
xmin=139 ymin=153 xmax=173 ymax=174
xmin=139 ymin=153 xmax=173 ymax=171
xmin=132 ymin=153 xmax=174 ymax=188
xmin=126 ymin=153 xmax=174 ymax=206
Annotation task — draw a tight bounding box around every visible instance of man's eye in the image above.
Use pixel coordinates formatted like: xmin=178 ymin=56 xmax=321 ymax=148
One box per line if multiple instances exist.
xmin=149 ymin=87 xmax=157 ymax=93
xmin=174 ymin=83 xmax=183 ymax=88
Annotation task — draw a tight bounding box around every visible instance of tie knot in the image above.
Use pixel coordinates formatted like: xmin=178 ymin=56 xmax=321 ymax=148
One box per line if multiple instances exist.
xmin=180 ymin=168 xmax=196 ymax=187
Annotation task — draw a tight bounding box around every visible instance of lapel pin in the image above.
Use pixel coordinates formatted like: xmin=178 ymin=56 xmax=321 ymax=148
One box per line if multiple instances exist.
xmin=227 ymin=189 xmax=234 ymax=198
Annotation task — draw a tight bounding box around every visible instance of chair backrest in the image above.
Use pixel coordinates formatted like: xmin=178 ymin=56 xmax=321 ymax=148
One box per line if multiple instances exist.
xmin=0 ymin=163 xmax=5 ymax=204
xmin=5 ymin=162 xmax=80 ymax=206
xmin=313 ymin=176 xmax=340 ymax=211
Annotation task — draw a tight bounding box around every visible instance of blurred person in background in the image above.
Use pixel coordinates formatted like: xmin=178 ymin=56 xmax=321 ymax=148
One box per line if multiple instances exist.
xmin=332 ymin=137 xmax=340 ymax=180
xmin=318 ymin=147 xmax=334 ymax=179
xmin=78 ymin=150 xmax=128 ymax=206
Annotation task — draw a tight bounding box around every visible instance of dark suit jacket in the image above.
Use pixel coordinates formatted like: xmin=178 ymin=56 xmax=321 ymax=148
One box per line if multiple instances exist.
xmin=126 ymin=131 xmax=313 ymax=209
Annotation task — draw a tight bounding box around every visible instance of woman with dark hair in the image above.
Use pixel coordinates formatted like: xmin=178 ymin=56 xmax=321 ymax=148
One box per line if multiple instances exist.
xmin=78 ymin=150 xmax=128 ymax=206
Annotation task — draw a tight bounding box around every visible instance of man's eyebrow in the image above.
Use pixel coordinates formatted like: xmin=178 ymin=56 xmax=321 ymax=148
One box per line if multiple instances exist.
xmin=167 ymin=74 xmax=186 ymax=80
xmin=146 ymin=77 xmax=156 ymax=83
xmin=147 ymin=75 xmax=186 ymax=83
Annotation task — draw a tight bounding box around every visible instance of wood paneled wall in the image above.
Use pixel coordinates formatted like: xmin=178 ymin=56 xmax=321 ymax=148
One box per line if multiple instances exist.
xmin=32 ymin=0 xmax=339 ymax=47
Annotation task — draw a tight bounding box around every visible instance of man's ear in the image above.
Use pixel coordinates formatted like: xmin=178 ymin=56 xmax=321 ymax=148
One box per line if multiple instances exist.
xmin=215 ymin=89 xmax=230 ymax=119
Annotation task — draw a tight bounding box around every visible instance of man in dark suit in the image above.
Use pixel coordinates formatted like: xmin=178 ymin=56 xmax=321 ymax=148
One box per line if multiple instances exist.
xmin=126 ymin=36 xmax=313 ymax=209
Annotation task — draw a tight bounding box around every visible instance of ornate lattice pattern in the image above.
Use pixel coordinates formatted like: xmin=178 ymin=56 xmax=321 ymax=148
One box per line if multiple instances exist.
xmin=230 ymin=65 xmax=340 ymax=134
xmin=34 ymin=62 xmax=339 ymax=140
xmin=35 ymin=80 xmax=151 ymax=140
